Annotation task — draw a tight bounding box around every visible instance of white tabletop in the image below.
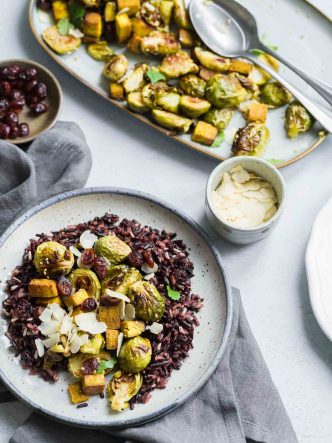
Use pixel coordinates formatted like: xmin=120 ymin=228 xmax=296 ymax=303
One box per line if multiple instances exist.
xmin=1 ymin=1 xmax=332 ymax=442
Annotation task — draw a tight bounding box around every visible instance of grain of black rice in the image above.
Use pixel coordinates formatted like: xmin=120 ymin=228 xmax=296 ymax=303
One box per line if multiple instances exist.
xmin=2 ymin=213 xmax=203 ymax=406
xmin=77 ymin=403 xmax=88 ymax=409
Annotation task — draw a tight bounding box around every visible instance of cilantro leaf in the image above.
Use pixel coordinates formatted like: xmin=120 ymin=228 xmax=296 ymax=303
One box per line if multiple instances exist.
xmin=146 ymin=69 xmax=167 ymax=84
xmin=57 ymin=18 xmax=73 ymax=36
xmin=212 ymin=131 xmax=224 ymax=148
xmin=69 ymin=0 xmax=86 ymax=28
xmin=251 ymin=48 xmax=264 ymax=56
xmin=97 ymin=357 xmax=117 ymax=374
xmin=261 ymin=33 xmax=278 ymax=52
xmin=166 ymin=285 xmax=181 ymax=301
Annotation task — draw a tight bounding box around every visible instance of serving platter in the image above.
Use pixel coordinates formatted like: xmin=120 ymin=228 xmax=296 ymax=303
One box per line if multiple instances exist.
xmin=0 ymin=188 xmax=231 ymax=427
xmin=29 ymin=0 xmax=330 ymax=168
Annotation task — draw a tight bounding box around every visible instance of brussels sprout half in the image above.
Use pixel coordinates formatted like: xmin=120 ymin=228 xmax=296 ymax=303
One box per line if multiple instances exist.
xmin=285 ymin=102 xmax=314 ymax=138
xmin=179 ymin=95 xmax=211 ymax=118
xmin=152 ymin=109 xmax=193 ymax=133
xmin=103 ymin=55 xmax=129 ymax=81
xmin=108 ymin=371 xmax=142 ymax=411
xmin=129 ymin=280 xmax=165 ymax=322
xmin=118 ymin=336 xmax=152 ymax=372
xmin=260 ymin=82 xmax=292 ymax=108
xmin=179 ymin=74 xmax=206 ymax=98
xmin=87 ymin=41 xmax=114 ymax=61
xmin=140 ymin=31 xmax=180 ymax=56
xmin=34 ymin=241 xmax=74 ymax=278
xmin=203 ymin=108 xmax=234 ymax=131
xmin=94 ymin=234 xmax=132 ymax=265
xmin=42 ymin=26 xmax=81 ymax=55
xmin=69 ymin=269 xmax=101 ymax=300
xmin=102 ymin=265 xmax=142 ymax=295
xmin=232 ymin=122 xmax=270 ymax=157
xmin=206 ymin=74 xmax=249 ymax=108
xmin=68 ymin=351 xmax=112 ymax=378
xmin=159 ymin=51 xmax=198 ymax=78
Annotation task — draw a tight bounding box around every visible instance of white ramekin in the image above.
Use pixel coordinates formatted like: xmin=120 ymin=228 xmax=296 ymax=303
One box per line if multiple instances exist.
xmin=205 ymin=156 xmax=287 ymax=245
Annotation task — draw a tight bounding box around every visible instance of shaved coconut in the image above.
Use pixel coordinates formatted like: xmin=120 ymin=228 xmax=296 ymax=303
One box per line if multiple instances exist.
xmin=80 ymin=230 xmax=98 ymax=249
xmin=75 ymin=312 xmax=107 ymax=334
xmin=141 ymin=262 xmax=158 ymax=274
xmin=69 ymin=245 xmax=81 ymax=258
xmin=144 ymin=272 xmax=155 ymax=281
xmin=39 ymin=308 xmax=52 ymax=323
xmin=48 ymin=303 xmax=66 ymax=321
xmin=69 ymin=28 xmax=84 ymax=38
xmin=116 ymin=332 xmax=124 ymax=356
xmin=35 ymin=338 xmax=45 ymax=357
xmin=119 ymin=300 xmax=126 ymax=320
xmin=69 ymin=333 xmax=82 ymax=354
xmin=146 ymin=322 xmax=163 ymax=334
xmin=60 ymin=315 xmax=73 ymax=336
xmin=38 ymin=320 xmax=60 ymax=336
xmin=124 ymin=303 xmax=135 ymax=320
xmin=79 ymin=334 xmax=89 ymax=346
xmin=42 ymin=333 xmax=60 ymax=348
xmin=105 ymin=289 xmax=130 ymax=303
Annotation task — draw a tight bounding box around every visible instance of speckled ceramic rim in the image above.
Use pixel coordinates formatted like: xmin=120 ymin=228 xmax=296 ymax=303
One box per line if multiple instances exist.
xmin=0 ymin=58 xmax=62 ymax=144
xmin=0 ymin=187 xmax=232 ymax=429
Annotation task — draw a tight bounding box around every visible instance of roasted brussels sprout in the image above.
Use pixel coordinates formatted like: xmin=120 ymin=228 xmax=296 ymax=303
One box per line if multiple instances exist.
xmin=103 ymin=55 xmax=129 ymax=81
xmin=159 ymin=51 xmax=198 ymax=78
xmin=155 ymin=92 xmax=181 ymax=113
xmin=141 ymin=31 xmax=180 ymax=56
xmin=68 ymin=351 xmax=111 ymax=378
xmin=118 ymin=336 xmax=152 ymax=372
xmin=127 ymin=91 xmax=150 ymax=113
xmin=80 ymin=333 xmax=105 ymax=354
xmin=34 ymin=241 xmax=74 ymax=278
xmin=94 ymin=234 xmax=131 ymax=264
xmin=232 ymin=122 xmax=270 ymax=157
xmin=142 ymin=82 xmax=170 ymax=108
xmin=260 ymin=82 xmax=292 ymax=108
xmin=206 ymin=74 xmax=249 ymax=108
xmin=152 ymin=109 xmax=193 ymax=133
xmin=178 ymin=29 xmax=196 ymax=48
xmin=83 ymin=12 xmax=103 ymax=40
xmin=141 ymin=1 xmax=162 ymax=27
xmin=87 ymin=41 xmax=114 ymax=61
xmin=285 ymin=102 xmax=314 ymax=138
xmin=159 ymin=0 xmax=174 ymax=26
xmin=129 ymin=281 xmax=165 ymax=321
xmin=42 ymin=26 xmax=81 ymax=55
xmin=102 ymin=265 xmax=142 ymax=295
xmin=203 ymin=108 xmax=233 ymax=131
xmin=179 ymin=95 xmax=211 ymax=118
xmin=235 ymin=73 xmax=259 ymax=99
xmin=108 ymin=371 xmax=142 ymax=411
xmin=173 ymin=0 xmax=191 ymax=29
xmin=69 ymin=269 xmax=101 ymax=300
xmin=228 ymin=58 xmax=253 ymax=75
xmin=192 ymin=121 xmax=218 ymax=146
xmin=123 ymin=64 xmax=149 ymax=93
xmin=115 ymin=13 xmax=132 ymax=44
xmin=179 ymin=74 xmax=206 ymax=98
xmin=194 ymin=47 xmax=230 ymax=73
xmin=120 ymin=320 xmax=145 ymax=338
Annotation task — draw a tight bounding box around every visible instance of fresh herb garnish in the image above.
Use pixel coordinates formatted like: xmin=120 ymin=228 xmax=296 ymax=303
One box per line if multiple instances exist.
xmin=261 ymin=33 xmax=278 ymax=52
xmin=96 ymin=357 xmax=117 ymax=374
xmin=166 ymin=285 xmax=181 ymax=301
xmin=212 ymin=131 xmax=224 ymax=147
xmin=266 ymin=158 xmax=282 ymax=165
xmin=57 ymin=18 xmax=74 ymax=36
xmin=146 ymin=69 xmax=167 ymax=84
xmin=69 ymin=0 xmax=86 ymax=28
xmin=251 ymin=48 xmax=265 ymax=56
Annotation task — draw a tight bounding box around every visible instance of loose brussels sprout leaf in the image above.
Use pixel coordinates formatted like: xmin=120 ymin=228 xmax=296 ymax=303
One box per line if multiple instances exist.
xmin=102 ymin=265 xmax=142 ymax=295
xmin=129 ymin=281 xmax=165 ymax=321
xmin=127 ymin=91 xmax=150 ymax=113
xmin=108 ymin=372 xmax=142 ymax=411
xmin=155 ymin=92 xmax=181 ymax=113
xmin=166 ymin=285 xmax=180 ymax=301
xmin=179 ymin=74 xmax=206 ymax=98
xmin=68 ymin=351 xmax=111 ymax=378
xmin=123 ymin=64 xmax=149 ymax=93
xmin=260 ymin=82 xmax=292 ymax=108
xmin=103 ymin=54 xmax=129 ymax=81
xmin=173 ymin=0 xmax=191 ymax=29
xmin=118 ymin=336 xmax=152 ymax=372
xmin=142 ymin=82 xmax=170 ymax=108
xmin=232 ymin=122 xmax=270 ymax=157
xmin=34 ymin=241 xmax=74 ymax=278
xmin=159 ymin=51 xmax=198 ymax=78
xmin=80 ymin=333 xmax=105 ymax=354
xmin=152 ymin=109 xmax=193 ymax=133
xmin=285 ymin=102 xmax=314 ymax=139
xmin=87 ymin=41 xmax=114 ymax=61
xmin=96 ymin=356 xmax=117 ymax=374
xmin=179 ymin=95 xmax=211 ymax=118
xmin=94 ymin=234 xmax=131 ymax=264
xmin=212 ymin=131 xmax=225 ymax=147
xmin=42 ymin=25 xmax=81 ymax=55
xmin=57 ymin=18 xmax=73 ymax=36
xmin=203 ymin=108 xmax=233 ymax=132
xmin=69 ymin=269 xmax=101 ymax=300
xmin=141 ymin=31 xmax=180 ymax=56
xmin=206 ymin=74 xmax=249 ymax=108
xmin=146 ymin=68 xmax=167 ymax=84
xmin=194 ymin=47 xmax=230 ymax=73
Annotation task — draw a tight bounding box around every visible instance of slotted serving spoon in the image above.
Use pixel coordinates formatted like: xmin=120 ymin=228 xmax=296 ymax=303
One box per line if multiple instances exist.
xmin=189 ymin=0 xmax=332 ymax=133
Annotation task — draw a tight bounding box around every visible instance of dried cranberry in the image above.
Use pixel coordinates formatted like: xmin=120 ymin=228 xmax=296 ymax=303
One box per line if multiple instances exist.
xmin=37 ymin=0 xmax=52 ymax=11
xmin=24 ymin=68 xmax=38 ymax=81
xmin=24 ymin=79 xmax=38 ymax=93
xmin=26 ymin=94 xmax=40 ymax=106
xmin=103 ymin=23 xmax=114 ymax=42
xmin=30 ymin=102 xmax=48 ymax=114
xmin=0 ymin=66 xmax=9 ymax=80
xmin=11 ymin=79 xmax=24 ymax=89
xmin=18 ymin=123 xmax=30 ymax=137
xmin=33 ymin=306 xmax=45 ymax=321
xmin=0 ymin=122 xmax=10 ymax=139
xmin=9 ymin=97 xmax=25 ymax=110
xmin=4 ymin=111 xmax=19 ymax=127
xmin=9 ymin=125 xmax=19 ymax=139
xmin=56 ymin=276 xmax=72 ymax=298
xmin=0 ymin=98 xmax=9 ymax=112
xmin=142 ymin=250 xmax=154 ymax=268
xmin=81 ymin=297 xmax=97 ymax=312
xmin=80 ymin=248 xmax=95 ymax=267
xmin=127 ymin=251 xmax=144 ymax=267
xmin=6 ymin=64 xmax=21 ymax=80
xmin=81 ymin=358 xmax=99 ymax=375
xmin=0 ymin=81 xmax=11 ymax=97
xmin=33 ymin=82 xmax=47 ymax=99
xmin=94 ymin=256 xmax=107 ymax=280
xmin=100 ymin=295 xmax=120 ymax=306
xmin=9 ymin=90 xmax=22 ymax=101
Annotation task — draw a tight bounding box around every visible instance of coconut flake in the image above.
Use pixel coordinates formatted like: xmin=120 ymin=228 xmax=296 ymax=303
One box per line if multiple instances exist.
xmin=35 ymin=338 xmax=45 ymax=357
xmin=124 ymin=303 xmax=136 ymax=320
xmin=79 ymin=334 xmax=89 ymax=346
xmin=144 ymin=272 xmax=155 ymax=281
xmin=48 ymin=303 xmax=66 ymax=321
xmin=60 ymin=315 xmax=73 ymax=336
xmin=119 ymin=300 xmax=126 ymax=320
xmin=69 ymin=28 xmax=84 ymax=38
xmin=146 ymin=322 xmax=163 ymax=334
xmin=39 ymin=308 xmax=52 ymax=323
xmin=42 ymin=333 xmax=60 ymax=348
xmin=117 ymin=332 xmax=124 ymax=356
xmin=80 ymin=230 xmax=98 ymax=249
xmin=105 ymin=289 xmax=130 ymax=303
xmin=141 ymin=262 xmax=158 ymax=274
xmin=38 ymin=320 xmax=60 ymax=336
xmin=69 ymin=332 xmax=81 ymax=353
xmin=69 ymin=245 xmax=81 ymax=258
xmin=75 ymin=312 xmax=107 ymax=334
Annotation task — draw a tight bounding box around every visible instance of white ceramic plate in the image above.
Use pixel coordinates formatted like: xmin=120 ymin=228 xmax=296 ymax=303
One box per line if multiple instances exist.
xmin=0 ymin=188 xmax=231 ymax=427
xmin=306 ymin=197 xmax=332 ymax=342
xmin=29 ymin=0 xmax=330 ymax=168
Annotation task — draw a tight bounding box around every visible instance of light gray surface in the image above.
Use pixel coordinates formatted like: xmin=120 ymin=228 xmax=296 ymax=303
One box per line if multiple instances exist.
xmin=0 ymin=1 xmax=331 ymax=442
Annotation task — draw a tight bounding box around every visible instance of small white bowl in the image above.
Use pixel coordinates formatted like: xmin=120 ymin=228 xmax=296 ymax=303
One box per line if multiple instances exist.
xmin=205 ymin=156 xmax=286 ymax=245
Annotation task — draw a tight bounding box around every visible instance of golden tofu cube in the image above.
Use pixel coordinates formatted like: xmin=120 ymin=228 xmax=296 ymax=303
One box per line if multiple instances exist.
xmin=178 ymin=29 xmax=195 ymax=48
xmin=131 ymin=18 xmax=153 ymax=37
xmin=105 ymin=1 xmax=117 ymax=21
xmin=106 ymin=329 xmax=120 ymax=350
xmin=34 ymin=296 xmax=63 ymax=307
xmin=228 ymin=59 xmax=253 ymax=75
xmin=126 ymin=34 xmax=142 ymax=54
xmin=117 ymin=0 xmax=141 ymax=16
xmin=83 ymin=12 xmax=103 ymax=39
xmin=97 ymin=305 xmax=121 ymax=329
xmin=82 ymin=374 xmax=105 ymax=395
xmin=115 ymin=13 xmax=132 ymax=44
xmin=64 ymin=289 xmax=89 ymax=308
xmin=120 ymin=320 xmax=145 ymax=338
xmin=68 ymin=382 xmax=89 ymax=404
xmin=247 ymin=103 xmax=268 ymax=123
xmin=52 ymin=0 xmax=69 ymax=21
xmin=109 ymin=82 xmax=125 ymax=100
xmin=192 ymin=121 xmax=218 ymax=146
xmin=29 ymin=279 xmax=58 ymax=298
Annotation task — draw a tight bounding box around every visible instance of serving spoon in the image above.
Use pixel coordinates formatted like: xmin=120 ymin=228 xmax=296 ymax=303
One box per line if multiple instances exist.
xmin=189 ymin=0 xmax=332 ymax=133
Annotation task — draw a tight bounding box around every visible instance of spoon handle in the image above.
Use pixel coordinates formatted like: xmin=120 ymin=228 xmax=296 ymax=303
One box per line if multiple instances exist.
xmin=246 ymin=52 xmax=332 ymax=133
xmin=258 ymin=43 xmax=332 ymax=106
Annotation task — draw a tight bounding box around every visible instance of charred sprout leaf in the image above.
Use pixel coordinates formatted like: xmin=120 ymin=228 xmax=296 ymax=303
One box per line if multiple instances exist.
xmin=68 ymin=0 xmax=86 ymax=28
xmin=232 ymin=122 xmax=270 ymax=157
xmin=260 ymin=82 xmax=292 ymax=108
xmin=34 ymin=241 xmax=74 ymax=277
xmin=146 ymin=68 xmax=167 ymax=84
xmin=108 ymin=372 xmax=142 ymax=411
xmin=118 ymin=336 xmax=152 ymax=372
xmin=159 ymin=51 xmax=198 ymax=78
xmin=57 ymin=18 xmax=73 ymax=36
xmin=97 ymin=357 xmax=117 ymax=374
xmin=166 ymin=285 xmax=181 ymax=301
xmin=212 ymin=131 xmax=225 ymax=147
xmin=140 ymin=31 xmax=180 ymax=56
xmin=87 ymin=42 xmax=114 ymax=61
xmin=206 ymin=74 xmax=249 ymax=108
xmin=129 ymin=281 xmax=165 ymax=321
xmin=80 ymin=333 xmax=104 ymax=354
xmin=285 ymin=101 xmax=314 ymax=138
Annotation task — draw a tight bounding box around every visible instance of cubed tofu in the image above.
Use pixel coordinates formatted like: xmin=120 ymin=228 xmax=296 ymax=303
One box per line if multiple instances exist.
xmin=127 ymin=33 xmax=142 ymax=54
xmin=68 ymin=382 xmax=89 ymax=404
xmin=105 ymin=1 xmax=117 ymax=22
xmin=228 ymin=59 xmax=253 ymax=75
xmin=82 ymin=374 xmax=105 ymax=395
xmin=131 ymin=18 xmax=153 ymax=37
xmin=109 ymin=82 xmax=125 ymax=100
xmin=117 ymin=0 xmax=140 ymax=16
xmin=178 ymin=29 xmax=195 ymax=48
xmin=97 ymin=305 xmax=121 ymax=329
xmin=192 ymin=121 xmax=218 ymax=146
xmin=64 ymin=289 xmax=89 ymax=308
xmin=83 ymin=12 xmax=103 ymax=39
xmin=247 ymin=103 xmax=268 ymax=123
xmin=34 ymin=296 xmax=63 ymax=307
xmin=28 ymin=279 xmax=58 ymax=298
xmin=52 ymin=0 xmax=69 ymax=21
xmin=199 ymin=66 xmax=217 ymax=81
xmin=105 ymin=329 xmax=120 ymax=350
xmin=159 ymin=0 xmax=174 ymax=25
xmin=120 ymin=320 xmax=145 ymax=338
xmin=115 ymin=13 xmax=132 ymax=44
